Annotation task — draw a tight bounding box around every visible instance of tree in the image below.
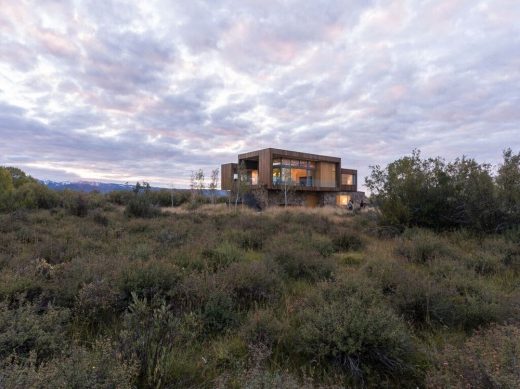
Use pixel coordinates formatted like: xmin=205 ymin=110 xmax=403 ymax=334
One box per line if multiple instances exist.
xmin=5 ymin=167 xmax=36 ymax=188
xmin=233 ymin=161 xmax=249 ymax=210
xmin=496 ymin=148 xmax=520 ymax=228
xmin=209 ymin=168 xmax=219 ymax=205
xmin=0 ymin=167 xmax=14 ymax=211
xmin=190 ymin=169 xmax=205 ymax=205
xmin=281 ymin=167 xmax=294 ymax=208
xmin=365 ymin=149 xmax=504 ymax=232
xmin=133 ymin=182 xmax=142 ymax=195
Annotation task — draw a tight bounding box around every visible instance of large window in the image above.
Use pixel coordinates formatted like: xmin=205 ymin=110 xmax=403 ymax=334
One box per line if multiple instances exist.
xmin=272 ymin=158 xmax=314 ymax=186
xmin=336 ymin=194 xmax=351 ymax=206
xmin=341 ymin=173 xmax=356 ymax=186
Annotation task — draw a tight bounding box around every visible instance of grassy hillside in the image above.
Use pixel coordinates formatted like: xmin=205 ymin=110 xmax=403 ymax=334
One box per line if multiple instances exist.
xmin=1 ymin=203 xmax=519 ymax=388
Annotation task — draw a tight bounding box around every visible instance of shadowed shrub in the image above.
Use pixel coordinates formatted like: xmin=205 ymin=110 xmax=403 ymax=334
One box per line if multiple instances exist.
xmin=331 ymin=229 xmax=364 ymax=252
xmin=221 ymin=259 xmax=284 ymax=309
xmin=124 ymin=196 xmax=161 ymax=218
xmin=202 ymin=242 xmax=244 ymax=271
xmin=0 ymin=298 xmax=70 ymax=363
xmin=267 ymin=238 xmax=336 ymax=282
xmin=396 ymin=228 xmax=453 ymax=263
xmin=118 ymin=261 xmax=182 ymax=302
xmin=0 ymin=339 xmax=138 ymax=389
xmin=281 ymin=277 xmax=419 ymax=386
xmin=426 ymin=324 xmax=520 ymax=388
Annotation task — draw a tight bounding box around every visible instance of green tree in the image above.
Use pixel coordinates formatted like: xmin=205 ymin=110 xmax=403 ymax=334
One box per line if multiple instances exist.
xmin=365 ymin=150 xmax=504 ymax=232
xmin=233 ymin=161 xmax=249 ymax=210
xmin=209 ymin=168 xmax=219 ymax=204
xmin=496 ymin=148 xmax=520 ymax=229
xmin=0 ymin=167 xmax=15 ymax=211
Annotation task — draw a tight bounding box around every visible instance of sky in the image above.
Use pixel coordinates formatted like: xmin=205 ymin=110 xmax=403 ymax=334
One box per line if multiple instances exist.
xmin=1 ymin=0 xmax=519 ymax=189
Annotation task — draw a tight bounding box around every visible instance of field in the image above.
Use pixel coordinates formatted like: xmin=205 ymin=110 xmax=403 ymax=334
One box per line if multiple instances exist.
xmin=1 ymin=202 xmax=519 ymax=388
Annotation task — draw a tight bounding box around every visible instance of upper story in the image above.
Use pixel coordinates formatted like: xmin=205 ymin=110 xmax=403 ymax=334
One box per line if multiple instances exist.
xmin=221 ymin=148 xmax=357 ymax=192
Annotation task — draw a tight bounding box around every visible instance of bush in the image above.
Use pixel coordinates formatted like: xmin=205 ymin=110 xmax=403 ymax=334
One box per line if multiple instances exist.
xmin=331 ymin=229 xmax=364 ymax=252
xmin=426 ymin=324 xmax=520 ymax=388
xmin=118 ymin=261 xmax=182 ymax=302
xmin=118 ymin=293 xmax=180 ymax=388
xmin=75 ymin=280 xmax=121 ymax=328
xmin=282 ymin=277 xmax=419 ymax=385
xmin=234 ymin=230 xmax=265 ymax=251
xmin=396 ymin=229 xmax=453 ymax=263
xmin=202 ymin=292 xmax=240 ymax=334
xmin=124 ymin=196 xmax=161 ymax=218
xmin=0 ymin=339 xmax=138 ymax=389
xmin=0 ymin=298 xmax=70 ymax=362
xmin=12 ymin=183 xmax=60 ymax=210
xmin=267 ymin=237 xmax=336 ymax=282
xmin=364 ymin=258 xmax=511 ymax=330
xmin=221 ymin=259 xmax=283 ymax=309
xmin=242 ymin=309 xmax=286 ymax=347
xmin=202 ymin=242 xmax=244 ymax=271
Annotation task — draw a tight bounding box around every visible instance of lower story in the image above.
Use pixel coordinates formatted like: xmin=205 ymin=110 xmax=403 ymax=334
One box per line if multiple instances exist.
xmin=245 ymin=187 xmax=365 ymax=209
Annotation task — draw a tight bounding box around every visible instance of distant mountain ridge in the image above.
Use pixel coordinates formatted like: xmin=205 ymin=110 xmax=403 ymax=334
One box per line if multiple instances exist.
xmin=40 ymin=180 xmax=155 ymax=193
xmin=40 ymin=180 xmax=229 ymax=196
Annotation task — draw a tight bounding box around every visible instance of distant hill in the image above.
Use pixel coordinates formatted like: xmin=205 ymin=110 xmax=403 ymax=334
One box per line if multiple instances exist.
xmin=40 ymin=180 xmax=136 ymax=193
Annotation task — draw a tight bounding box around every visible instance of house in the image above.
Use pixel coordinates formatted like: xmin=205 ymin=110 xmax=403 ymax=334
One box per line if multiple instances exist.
xmin=221 ymin=148 xmax=364 ymax=208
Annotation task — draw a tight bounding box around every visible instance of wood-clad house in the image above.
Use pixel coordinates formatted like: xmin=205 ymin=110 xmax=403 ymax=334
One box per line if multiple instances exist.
xmin=221 ymin=148 xmax=364 ymax=208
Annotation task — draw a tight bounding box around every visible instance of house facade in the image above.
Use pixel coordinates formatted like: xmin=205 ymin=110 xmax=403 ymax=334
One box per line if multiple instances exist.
xmin=221 ymin=148 xmax=364 ymax=208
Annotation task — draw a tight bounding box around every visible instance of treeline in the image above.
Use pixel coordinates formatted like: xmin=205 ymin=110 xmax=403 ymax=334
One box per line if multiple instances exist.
xmin=366 ymin=148 xmax=520 ymax=233
xmin=0 ymin=167 xmax=226 ymax=217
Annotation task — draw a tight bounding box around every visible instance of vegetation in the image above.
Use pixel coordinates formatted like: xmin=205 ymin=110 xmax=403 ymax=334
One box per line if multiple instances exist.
xmin=366 ymin=148 xmax=520 ymax=232
xmin=0 ymin=156 xmax=519 ymax=387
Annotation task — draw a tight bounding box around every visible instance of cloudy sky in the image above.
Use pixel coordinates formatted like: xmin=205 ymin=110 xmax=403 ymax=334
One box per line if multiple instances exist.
xmin=1 ymin=0 xmax=519 ymax=188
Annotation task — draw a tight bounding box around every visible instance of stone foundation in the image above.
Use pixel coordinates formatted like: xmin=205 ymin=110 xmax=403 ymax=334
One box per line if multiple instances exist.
xmin=248 ymin=188 xmax=366 ymax=209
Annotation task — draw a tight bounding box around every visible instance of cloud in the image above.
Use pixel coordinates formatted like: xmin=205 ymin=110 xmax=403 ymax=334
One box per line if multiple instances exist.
xmin=0 ymin=0 xmax=519 ymax=188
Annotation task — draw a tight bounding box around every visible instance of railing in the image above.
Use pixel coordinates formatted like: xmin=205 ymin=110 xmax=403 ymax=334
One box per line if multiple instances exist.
xmin=272 ymin=178 xmax=338 ymax=189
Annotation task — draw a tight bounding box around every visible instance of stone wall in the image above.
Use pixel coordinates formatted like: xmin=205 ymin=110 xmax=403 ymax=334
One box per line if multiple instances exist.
xmin=248 ymin=188 xmax=366 ymax=209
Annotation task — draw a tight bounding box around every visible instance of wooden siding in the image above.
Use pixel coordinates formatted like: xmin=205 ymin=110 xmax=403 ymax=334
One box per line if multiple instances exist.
xmin=221 ymin=163 xmax=237 ymax=190
xmin=228 ymin=148 xmax=358 ymax=193
xmin=258 ymin=148 xmax=272 ymax=188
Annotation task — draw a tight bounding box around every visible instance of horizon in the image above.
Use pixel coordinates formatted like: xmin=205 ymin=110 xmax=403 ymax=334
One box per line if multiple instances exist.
xmin=1 ymin=1 xmax=519 ymax=189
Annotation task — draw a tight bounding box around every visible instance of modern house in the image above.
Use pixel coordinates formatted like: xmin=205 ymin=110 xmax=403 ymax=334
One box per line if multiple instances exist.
xmin=221 ymin=148 xmax=364 ymax=208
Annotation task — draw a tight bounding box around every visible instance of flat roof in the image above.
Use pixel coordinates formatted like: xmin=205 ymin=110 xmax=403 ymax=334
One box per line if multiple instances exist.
xmin=238 ymin=148 xmax=341 ymax=163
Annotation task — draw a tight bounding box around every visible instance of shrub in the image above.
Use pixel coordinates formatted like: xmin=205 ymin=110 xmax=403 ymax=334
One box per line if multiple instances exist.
xmin=242 ymin=309 xmax=286 ymax=347
xmin=124 ymin=195 xmax=161 ymax=218
xmin=221 ymin=259 xmax=283 ymax=309
xmin=118 ymin=261 xmax=182 ymax=302
xmin=308 ymin=234 xmax=336 ymax=257
xmin=364 ymin=258 xmax=511 ymax=330
xmin=234 ymin=230 xmax=265 ymax=251
xmin=75 ymin=280 xmax=121 ymax=328
xmin=503 ymin=246 xmax=520 ymax=274
xmin=426 ymin=324 xmax=520 ymax=388
xmin=282 ymin=277 xmax=418 ymax=385
xmin=202 ymin=292 xmax=240 ymax=334
xmin=0 ymin=298 xmax=70 ymax=362
xmin=12 ymin=183 xmax=60 ymax=210
xmin=107 ymin=190 xmax=133 ymax=205
xmin=61 ymin=191 xmax=89 ymax=217
xmin=396 ymin=228 xmax=453 ymax=263
xmin=156 ymin=229 xmax=185 ymax=247
xmin=0 ymin=339 xmax=138 ymax=389
xmin=91 ymin=210 xmax=109 ymax=226
xmin=202 ymin=242 xmax=244 ymax=271
xmin=331 ymin=229 xmax=364 ymax=252
xmin=118 ymin=293 xmax=179 ymax=388
xmin=267 ymin=238 xmax=336 ymax=282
